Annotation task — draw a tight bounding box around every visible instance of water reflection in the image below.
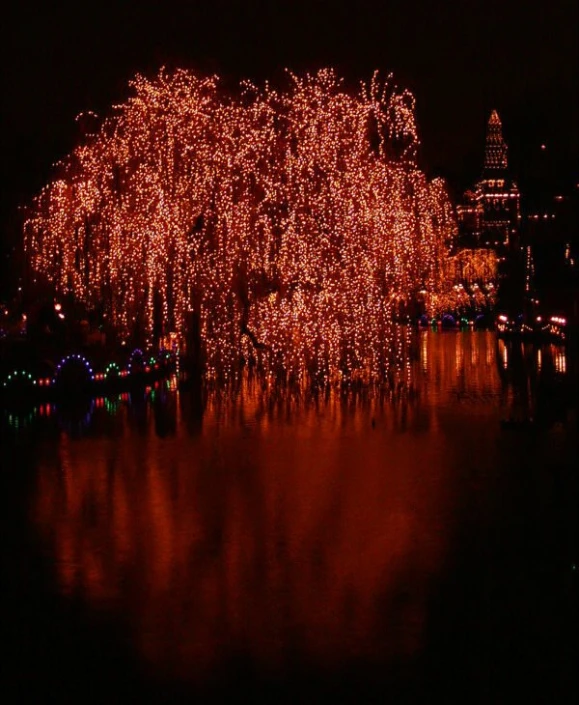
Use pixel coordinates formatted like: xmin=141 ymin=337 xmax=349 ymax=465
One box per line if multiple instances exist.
xmin=494 ymin=338 xmax=573 ymax=428
xmin=6 ymin=332 xmax=576 ymax=694
xmin=33 ymin=394 xmax=454 ymax=681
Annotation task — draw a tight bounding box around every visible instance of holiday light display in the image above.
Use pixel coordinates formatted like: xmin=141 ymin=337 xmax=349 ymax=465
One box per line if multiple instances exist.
xmin=0 ymin=349 xmax=175 ymax=401
xmin=2 ymin=369 xmax=35 ymax=389
xmin=456 ymin=110 xmax=520 ymax=248
xmin=443 ymin=247 xmax=498 ymax=311
xmin=53 ymin=353 xmax=95 ymax=382
xmin=25 ymin=69 xmax=458 ymax=383
xmin=484 ymin=110 xmax=508 ymax=171
xmin=104 ymin=362 xmax=121 ymax=379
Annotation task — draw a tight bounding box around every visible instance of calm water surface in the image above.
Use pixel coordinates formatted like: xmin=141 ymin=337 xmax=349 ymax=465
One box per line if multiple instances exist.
xmin=2 ymin=332 xmax=577 ymax=703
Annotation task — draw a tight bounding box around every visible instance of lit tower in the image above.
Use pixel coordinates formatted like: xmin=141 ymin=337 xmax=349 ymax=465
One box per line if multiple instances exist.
xmin=483 ymin=109 xmax=508 ymax=171
xmin=476 ymin=110 xmax=520 ymax=248
xmin=456 ymin=110 xmax=521 ymax=249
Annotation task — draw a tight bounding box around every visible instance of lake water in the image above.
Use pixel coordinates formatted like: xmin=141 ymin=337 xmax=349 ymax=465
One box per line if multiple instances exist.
xmin=2 ymin=332 xmax=577 ymax=704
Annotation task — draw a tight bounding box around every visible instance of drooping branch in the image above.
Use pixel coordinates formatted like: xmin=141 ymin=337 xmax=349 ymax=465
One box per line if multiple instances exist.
xmin=25 ymin=68 xmax=457 ymax=382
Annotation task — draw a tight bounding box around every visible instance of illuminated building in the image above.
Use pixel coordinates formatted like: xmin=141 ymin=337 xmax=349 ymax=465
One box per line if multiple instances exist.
xmin=457 ymin=110 xmax=521 ymax=249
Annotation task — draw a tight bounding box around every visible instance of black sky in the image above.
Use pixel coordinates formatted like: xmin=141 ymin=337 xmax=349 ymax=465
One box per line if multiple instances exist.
xmin=1 ymin=0 xmax=577 ymax=246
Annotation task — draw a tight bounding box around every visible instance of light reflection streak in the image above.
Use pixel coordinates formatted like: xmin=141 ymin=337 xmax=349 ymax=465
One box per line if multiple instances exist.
xmin=554 ymin=347 xmax=567 ymax=375
xmin=498 ymin=338 xmax=508 ymax=369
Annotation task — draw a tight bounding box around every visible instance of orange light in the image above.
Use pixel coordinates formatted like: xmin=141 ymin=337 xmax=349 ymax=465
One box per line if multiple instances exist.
xmin=24 ymin=68 xmax=460 ymax=384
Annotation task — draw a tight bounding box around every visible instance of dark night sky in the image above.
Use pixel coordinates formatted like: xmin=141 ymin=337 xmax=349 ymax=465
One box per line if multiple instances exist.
xmin=1 ymin=0 xmax=577 ymax=278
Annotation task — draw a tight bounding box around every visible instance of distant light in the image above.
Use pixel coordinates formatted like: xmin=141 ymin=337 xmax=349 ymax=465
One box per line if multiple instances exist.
xmin=555 ymin=196 xmax=564 ymax=202
xmin=54 ymin=302 xmax=62 ymax=311
xmin=540 ymin=144 xmax=546 ymax=150
xmin=58 ymin=312 xmax=65 ymax=320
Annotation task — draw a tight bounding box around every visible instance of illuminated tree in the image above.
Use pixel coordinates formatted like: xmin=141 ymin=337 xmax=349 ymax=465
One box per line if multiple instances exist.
xmin=25 ymin=68 xmax=457 ymax=383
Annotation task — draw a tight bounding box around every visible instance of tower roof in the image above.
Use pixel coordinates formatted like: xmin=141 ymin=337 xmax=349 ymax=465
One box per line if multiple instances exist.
xmin=483 ymin=109 xmax=508 ymax=173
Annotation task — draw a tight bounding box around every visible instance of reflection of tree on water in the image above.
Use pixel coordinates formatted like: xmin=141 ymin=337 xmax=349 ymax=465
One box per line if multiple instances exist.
xmin=31 ymin=381 xmax=456 ymax=686
xmin=497 ymin=339 xmax=573 ymax=429
xmin=152 ymin=386 xmax=177 ymax=438
xmin=19 ymin=331 xmax=576 ymax=693
xmin=178 ymin=374 xmax=205 ymax=436
xmin=2 ymin=334 xmax=574 ymax=442
xmin=55 ymin=398 xmax=95 ymax=438
xmin=534 ymin=345 xmax=574 ymax=429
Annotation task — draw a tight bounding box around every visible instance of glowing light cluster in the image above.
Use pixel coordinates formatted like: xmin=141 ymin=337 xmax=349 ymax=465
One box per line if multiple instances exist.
xmin=25 ymin=68 xmax=457 ymax=383
xmin=1 ymin=349 xmax=174 ymax=397
xmin=484 ymin=110 xmax=508 ymax=171
xmin=2 ymin=369 xmax=35 ymax=388
xmin=54 ymin=353 xmax=95 ymax=382
xmin=104 ymin=362 xmax=121 ymax=378
xmin=441 ymin=247 xmax=498 ymax=311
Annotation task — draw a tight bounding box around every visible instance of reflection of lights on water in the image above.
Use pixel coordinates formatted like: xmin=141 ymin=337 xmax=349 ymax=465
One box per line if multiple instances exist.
xmin=470 ymin=339 xmax=479 ymax=366
xmin=30 ymin=338 xmax=507 ymax=679
xmin=554 ymin=349 xmax=567 ymax=374
xmin=536 ymin=348 xmax=542 ymax=372
xmin=167 ymin=375 xmax=179 ymax=391
xmin=105 ymin=397 xmax=121 ymax=415
xmin=455 ymin=335 xmax=464 ymax=375
xmin=498 ymin=339 xmax=508 ymax=369
xmin=421 ymin=333 xmax=428 ymax=372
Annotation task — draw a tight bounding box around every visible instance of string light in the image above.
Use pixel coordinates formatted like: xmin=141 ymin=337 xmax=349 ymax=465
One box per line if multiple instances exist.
xmin=1 ymin=350 xmax=176 ymax=400
xmin=2 ymin=369 xmax=35 ymax=388
xmin=53 ymin=354 xmax=95 ymax=385
xmin=25 ymin=68 xmax=459 ymax=384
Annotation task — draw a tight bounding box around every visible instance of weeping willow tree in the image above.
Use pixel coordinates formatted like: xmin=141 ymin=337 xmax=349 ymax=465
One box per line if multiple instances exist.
xmin=25 ymin=68 xmax=457 ymax=383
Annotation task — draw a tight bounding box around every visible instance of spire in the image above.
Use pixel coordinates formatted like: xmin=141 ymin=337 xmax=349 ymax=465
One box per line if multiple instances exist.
xmin=483 ymin=109 xmax=508 ymax=173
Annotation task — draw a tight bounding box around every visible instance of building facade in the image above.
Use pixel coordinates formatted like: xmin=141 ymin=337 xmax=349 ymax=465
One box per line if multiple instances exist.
xmin=457 ymin=110 xmax=521 ymax=249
